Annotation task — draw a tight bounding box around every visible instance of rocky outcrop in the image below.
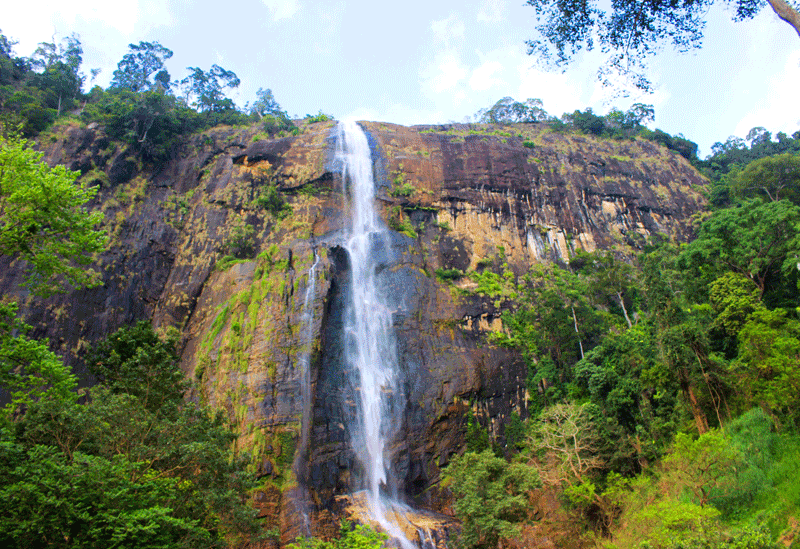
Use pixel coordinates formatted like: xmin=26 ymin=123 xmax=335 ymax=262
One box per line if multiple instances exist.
xmin=1 ymin=119 xmax=707 ymax=544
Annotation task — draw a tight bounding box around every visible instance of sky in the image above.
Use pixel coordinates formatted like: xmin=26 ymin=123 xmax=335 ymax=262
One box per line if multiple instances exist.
xmin=3 ymin=0 xmax=800 ymax=157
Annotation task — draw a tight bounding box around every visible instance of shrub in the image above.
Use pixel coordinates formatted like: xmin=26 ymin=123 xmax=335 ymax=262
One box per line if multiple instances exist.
xmin=445 ymin=450 xmax=540 ymax=549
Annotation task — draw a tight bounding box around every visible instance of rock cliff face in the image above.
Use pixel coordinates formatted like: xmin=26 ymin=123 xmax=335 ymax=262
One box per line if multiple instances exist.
xmin=1 ymin=119 xmax=707 ymax=543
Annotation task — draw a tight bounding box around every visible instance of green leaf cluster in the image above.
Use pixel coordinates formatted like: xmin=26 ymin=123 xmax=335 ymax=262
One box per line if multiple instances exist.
xmin=0 ymin=134 xmax=106 ymax=295
xmin=0 ymin=323 xmax=262 ymax=548
xmin=287 ymin=521 xmax=388 ymax=549
xmin=444 ymin=449 xmax=539 ymax=549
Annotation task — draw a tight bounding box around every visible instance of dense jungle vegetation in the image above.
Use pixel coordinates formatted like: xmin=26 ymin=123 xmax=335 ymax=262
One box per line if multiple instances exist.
xmin=2 ymin=29 xmax=800 ymax=549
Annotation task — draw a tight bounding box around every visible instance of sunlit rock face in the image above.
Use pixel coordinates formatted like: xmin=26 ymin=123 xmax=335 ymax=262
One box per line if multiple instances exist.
xmin=1 ymin=120 xmax=706 ymax=544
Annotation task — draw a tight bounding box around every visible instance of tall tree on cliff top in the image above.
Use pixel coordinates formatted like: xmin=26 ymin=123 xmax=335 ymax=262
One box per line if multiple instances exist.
xmin=110 ymin=41 xmax=173 ymax=93
xmin=525 ymin=0 xmax=800 ymax=91
xmin=180 ymin=65 xmax=240 ymax=112
xmin=29 ymin=34 xmax=84 ymax=115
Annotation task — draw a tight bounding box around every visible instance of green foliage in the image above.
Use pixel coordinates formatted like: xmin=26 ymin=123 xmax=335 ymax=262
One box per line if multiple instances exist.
xmin=83 ymin=321 xmax=186 ymax=412
xmin=529 ymin=402 xmax=605 ymax=486
xmin=465 ymin=408 xmax=491 ymax=453
xmin=215 ymin=254 xmax=249 ymax=271
xmin=260 ymin=113 xmax=297 ymax=135
xmin=387 ymin=206 xmax=417 ymax=238
xmin=389 ymin=166 xmax=414 ymax=198
xmin=709 ymin=272 xmax=764 ymax=338
xmin=524 ymin=0 xmax=795 ymax=93
xmin=736 ymin=308 xmax=800 ymax=416
xmin=303 ymin=111 xmax=333 ymax=124
xmin=434 ymin=267 xmax=463 ymax=282
xmin=110 ymin=41 xmax=173 ymax=93
xmin=445 ymin=449 xmax=539 ymax=549
xmin=504 ymin=411 xmax=526 ymax=451
xmin=181 ymin=65 xmax=241 ymax=113
xmin=678 ymin=199 xmax=800 ymax=303
xmin=662 ymin=431 xmax=741 ymax=506
xmin=0 ymin=134 xmax=107 ymax=295
xmin=703 ymin=131 xmax=800 ymax=205
xmin=82 ymin=88 xmax=203 ymax=163
xmin=254 ymin=184 xmax=291 ymax=219
xmin=389 ymin=181 xmax=415 ymax=198
xmin=503 ymin=263 xmax=610 ymax=399
xmin=731 ymin=153 xmax=800 ymax=205
xmin=0 ymin=441 xmax=213 ymax=548
xmin=574 ymin=324 xmax=679 ymax=467
xmin=249 ymin=88 xmax=282 ymax=118
xmin=222 ymin=219 xmax=256 ymax=259
xmin=287 ymin=521 xmax=388 ymax=549
xmin=0 ymin=322 xmax=261 ymax=548
xmin=0 ymin=303 xmax=77 ymax=422
xmin=475 ymin=97 xmax=550 ymax=124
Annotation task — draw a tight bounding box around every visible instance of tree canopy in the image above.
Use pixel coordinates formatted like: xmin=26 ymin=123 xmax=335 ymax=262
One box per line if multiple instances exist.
xmin=525 ymin=0 xmax=800 ymax=91
xmin=0 ymin=134 xmax=106 ymax=295
xmin=110 ymin=41 xmax=173 ymax=93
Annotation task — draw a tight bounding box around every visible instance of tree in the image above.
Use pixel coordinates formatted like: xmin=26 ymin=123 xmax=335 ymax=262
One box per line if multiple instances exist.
xmin=110 ymin=41 xmax=173 ymax=93
xmin=81 ymin=89 xmax=202 ymax=162
xmin=0 ymin=323 xmax=263 ymax=548
xmin=475 ymin=96 xmax=550 ymax=124
xmin=731 ymin=153 xmax=800 ymax=204
xmin=678 ymin=199 xmax=800 ymax=300
xmin=525 ymin=1 xmax=800 ymax=92
xmin=530 ymin=402 xmax=604 ymax=486
xmin=83 ymin=321 xmax=187 ymax=412
xmin=0 ymin=134 xmax=106 ymax=295
xmin=0 ymin=302 xmax=77 ymax=422
xmin=445 ymin=449 xmax=539 ymax=549
xmin=249 ymin=87 xmax=283 ymax=119
xmin=29 ymin=34 xmax=84 ymax=115
xmin=662 ymin=431 xmax=741 ymax=507
xmin=573 ymin=324 xmax=678 ymax=468
xmin=574 ymin=250 xmax=638 ymax=328
xmin=180 ymin=65 xmax=240 ymax=112
xmin=736 ymin=308 xmax=800 ymax=416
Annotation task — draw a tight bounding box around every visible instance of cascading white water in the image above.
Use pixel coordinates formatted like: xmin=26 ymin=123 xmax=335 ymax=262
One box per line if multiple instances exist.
xmin=294 ymin=250 xmax=320 ymax=535
xmin=336 ymin=120 xmax=415 ymax=549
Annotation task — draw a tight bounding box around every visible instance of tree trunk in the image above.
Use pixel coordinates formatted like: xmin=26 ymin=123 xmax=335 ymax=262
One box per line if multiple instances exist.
xmin=681 ymin=367 xmax=709 ymax=434
xmin=571 ymin=306 xmax=584 ymax=360
xmin=768 ymin=0 xmax=800 ymax=38
xmin=617 ymin=291 xmax=632 ymax=329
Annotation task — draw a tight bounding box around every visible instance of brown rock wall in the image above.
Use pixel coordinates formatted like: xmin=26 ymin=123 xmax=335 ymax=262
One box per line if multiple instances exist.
xmin=1 ymin=119 xmax=708 ymax=543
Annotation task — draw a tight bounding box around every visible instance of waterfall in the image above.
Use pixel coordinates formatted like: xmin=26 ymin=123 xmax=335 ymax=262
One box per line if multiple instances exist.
xmin=336 ymin=120 xmax=415 ymax=549
xmin=294 ymin=250 xmax=320 ymax=536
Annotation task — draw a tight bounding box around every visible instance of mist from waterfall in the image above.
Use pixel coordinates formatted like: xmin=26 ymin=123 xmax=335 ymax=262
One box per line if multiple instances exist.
xmin=336 ymin=120 xmax=414 ymax=549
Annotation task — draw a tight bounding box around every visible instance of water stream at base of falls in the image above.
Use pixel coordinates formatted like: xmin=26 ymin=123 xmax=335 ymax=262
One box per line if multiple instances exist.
xmin=336 ymin=120 xmax=416 ymax=549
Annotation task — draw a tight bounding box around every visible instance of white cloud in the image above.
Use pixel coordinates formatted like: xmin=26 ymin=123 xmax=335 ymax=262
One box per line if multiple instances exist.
xmin=262 ymin=0 xmax=300 ymax=22
xmin=3 ymin=0 xmax=174 ymax=90
xmin=421 ymin=51 xmax=469 ymax=94
xmin=430 ymin=13 xmax=465 ymax=46
xmin=516 ymin=58 xmax=584 ymax=118
xmin=342 ymin=103 xmax=447 ymax=126
xmin=477 ymin=0 xmax=504 ymax=23
xmin=3 ymin=0 xmax=153 ymax=53
xmin=469 ymin=60 xmax=503 ymax=91
xmin=734 ymin=49 xmax=800 ymax=138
